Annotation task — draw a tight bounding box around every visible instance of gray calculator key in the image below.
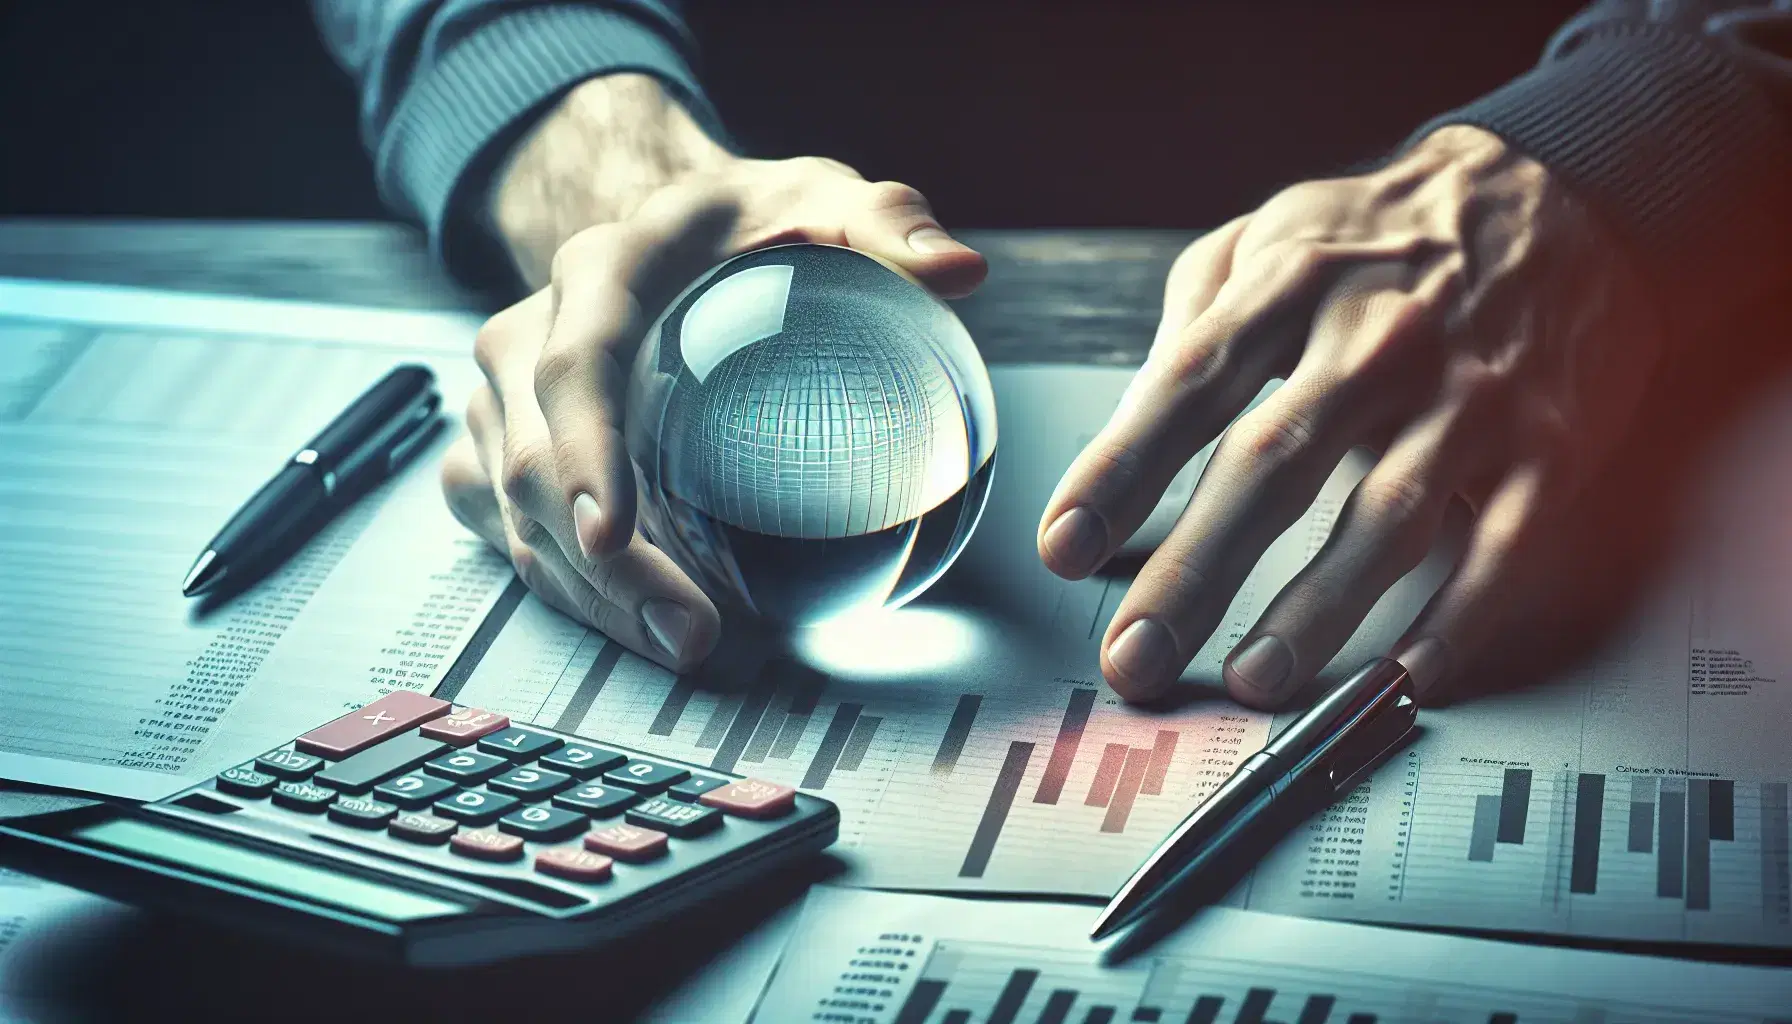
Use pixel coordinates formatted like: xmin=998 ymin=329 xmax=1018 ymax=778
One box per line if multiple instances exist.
xmin=424 ymin=749 xmax=508 ymax=784
xmin=271 ymin=781 xmax=338 ymax=814
xmin=625 ymin=796 xmax=721 ymax=838
xmin=498 ymin=804 xmax=588 ymax=842
xmin=316 ymin=733 xmax=446 ymax=794
xmin=477 ymin=727 xmax=562 ymax=761
xmin=373 ymin=772 xmax=456 ymax=809
xmin=433 ymin=788 xmax=520 ymax=826
xmin=487 ymin=766 xmax=574 ymax=800
xmin=538 ymin=743 xmax=627 ymax=779
xmin=254 ymin=748 xmax=323 ymax=781
xmin=602 ymin=759 xmax=690 ymax=793
xmin=328 ymin=796 xmax=398 ymax=828
xmin=216 ymin=763 xmax=277 ymax=798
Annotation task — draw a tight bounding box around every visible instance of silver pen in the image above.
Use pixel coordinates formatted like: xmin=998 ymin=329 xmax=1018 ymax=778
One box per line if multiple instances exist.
xmin=1092 ymin=657 xmax=1417 ymax=940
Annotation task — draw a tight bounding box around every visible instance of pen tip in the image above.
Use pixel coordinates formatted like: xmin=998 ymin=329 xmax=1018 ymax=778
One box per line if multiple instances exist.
xmin=182 ymin=550 xmax=224 ymax=596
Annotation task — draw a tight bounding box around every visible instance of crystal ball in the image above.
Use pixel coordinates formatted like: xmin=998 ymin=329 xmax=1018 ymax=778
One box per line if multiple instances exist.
xmin=626 ymin=243 xmax=997 ymax=624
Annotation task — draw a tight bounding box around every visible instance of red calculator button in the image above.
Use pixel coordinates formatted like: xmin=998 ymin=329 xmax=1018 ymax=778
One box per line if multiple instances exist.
xmin=699 ymin=778 xmax=796 ymax=819
xmin=535 ymin=847 xmax=614 ymax=883
xmin=419 ymin=707 xmax=510 ymax=747
xmin=450 ymin=829 xmax=524 ymax=862
xmin=296 ymin=691 xmax=450 ymax=758
xmin=584 ymin=823 xmax=668 ymax=862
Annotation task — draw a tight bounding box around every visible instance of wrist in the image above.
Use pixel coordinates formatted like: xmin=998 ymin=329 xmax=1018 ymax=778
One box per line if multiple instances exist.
xmin=490 ymin=73 xmax=732 ymax=287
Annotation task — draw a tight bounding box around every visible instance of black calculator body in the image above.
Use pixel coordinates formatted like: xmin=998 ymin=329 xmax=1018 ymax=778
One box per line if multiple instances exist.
xmin=0 ymin=692 xmax=838 ymax=966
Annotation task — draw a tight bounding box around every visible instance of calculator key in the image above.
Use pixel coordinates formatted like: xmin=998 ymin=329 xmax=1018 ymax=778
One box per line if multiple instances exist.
xmin=254 ymin=748 xmax=323 ymax=781
xmin=316 ymin=733 xmax=446 ymax=794
xmin=668 ymin=776 xmax=731 ymax=802
xmin=626 ymin=796 xmax=722 ymax=838
xmin=477 ymin=727 xmax=563 ymax=761
xmin=418 ymin=706 xmax=510 ymax=747
xmin=539 ymin=743 xmax=627 ymax=779
xmin=271 ymin=781 xmax=338 ymax=814
xmin=699 ymin=778 xmax=797 ymax=820
xmin=424 ymin=749 xmax=508 ymax=784
xmin=584 ymin=823 xmax=668 ymax=862
xmin=295 ymin=690 xmax=450 ymax=758
xmin=552 ymin=782 xmax=638 ymax=818
xmin=328 ymin=796 xmax=398 ymax=828
xmin=603 ymin=759 xmax=690 ymax=793
xmin=498 ymin=804 xmax=588 ymax=842
xmin=389 ymin=812 xmax=457 ymax=845
xmin=373 ymin=772 xmax=456 ymax=809
xmin=534 ymin=847 xmax=613 ymax=883
xmin=487 ymin=766 xmax=574 ymax=800
xmin=450 ymin=829 xmax=525 ymax=862
xmin=432 ymin=788 xmax=520 ymax=826
xmin=215 ymin=763 xmax=277 ymax=798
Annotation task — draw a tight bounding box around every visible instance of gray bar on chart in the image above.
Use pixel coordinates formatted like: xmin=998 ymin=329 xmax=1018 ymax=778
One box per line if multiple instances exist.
xmin=1082 ymin=1010 xmax=1115 ymax=1024
xmin=942 ymin=1011 xmax=971 ymax=1024
xmin=1140 ymin=730 xmax=1179 ymax=796
xmin=1687 ymin=778 xmax=1712 ymax=911
xmin=695 ymin=693 xmax=742 ymax=749
xmin=959 ymin=741 xmax=1035 ymax=877
xmin=1295 ymin=995 xmax=1335 ymax=1024
xmin=1085 ymin=743 xmax=1130 ymax=807
xmin=800 ymin=702 xmax=863 ymax=790
xmin=1469 ymin=794 xmax=1500 ymax=862
xmin=836 ymin=715 xmax=882 ymax=772
xmin=987 ymin=968 xmax=1038 ymax=1024
xmin=893 ymin=979 xmax=947 ymax=1024
xmin=647 ymin=677 xmax=698 ymax=736
xmin=554 ymin=641 xmax=624 ymax=733
xmin=1185 ymin=997 xmax=1224 ymax=1024
xmin=1761 ymin=782 xmax=1789 ymax=925
xmin=1571 ymin=773 xmax=1605 ymax=894
xmin=1658 ymin=782 xmax=1686 ymax=899
xmin=738 ymin=691 xmax=789 ymax=764
xmin=1234 ymin=988 xmax=1276 ymax=1024
xmin=1498 ymin=768 xmax=1532 ymax=844
xmin=709 ymin=679 xmax=779 ymax=774
xmin=1101 ymin=748 xmax=1154 ymax=833
xmin=1034 ymin=688 xmax=1097 ymax=805
xmin=931 ymin=694 xmax=982 ymax=776
xmin=1037 ymin=990 xmax=1079 ymax=1024
xmin=1343 ymin=1016 xmax=1378 ymax=1024
xmin=768 ymin=664 xmax=828 ymax=759
xmin=1628 ymin=776 xmax=1655 ymax=853
xmin=1710 ymin=779 xmax=1734 ymax=841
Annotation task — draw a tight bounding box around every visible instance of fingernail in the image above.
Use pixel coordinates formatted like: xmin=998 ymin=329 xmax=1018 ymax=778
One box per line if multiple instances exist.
xmin=1108 ymin=618 xmax=1178 ymax=690
xmin=642 ymin=598 xmax=691 ymax=661
xmin=1396 ymin=636 xmax=1449 ymax=697
xmin=1225 ymin=635 xmax=1295 ymax=699
xmin=907 ymin=226 xmax=962 ymax=255
xmin=572 ymin=492 xmax=602 ymax=558
xmin=1043 ymin=506 xmax=1108 ymax=578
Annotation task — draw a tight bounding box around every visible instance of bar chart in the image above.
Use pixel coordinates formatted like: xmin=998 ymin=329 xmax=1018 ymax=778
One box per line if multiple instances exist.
xmin=760 ymin=890 xmax=1792 ymax=1024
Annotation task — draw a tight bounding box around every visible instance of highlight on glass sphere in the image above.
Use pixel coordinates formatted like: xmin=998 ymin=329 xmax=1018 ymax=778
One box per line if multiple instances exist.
xmin=625 ymin=243 xmax=997 ymax=625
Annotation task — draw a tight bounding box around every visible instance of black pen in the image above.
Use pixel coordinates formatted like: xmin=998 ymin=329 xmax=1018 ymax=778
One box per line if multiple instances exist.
xmin=1091 ymin=657 xmax=1417 ymax=940
xmin=181 ymin=364 xmax=442 ymax=597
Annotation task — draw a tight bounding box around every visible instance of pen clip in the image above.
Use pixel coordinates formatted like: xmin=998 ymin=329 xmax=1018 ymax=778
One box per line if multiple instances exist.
xmin=1321 ymin=683 xmax=1416 ymax=795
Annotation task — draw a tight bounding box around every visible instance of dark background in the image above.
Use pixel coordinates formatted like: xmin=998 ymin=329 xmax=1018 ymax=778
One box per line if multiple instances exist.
xmin=0 ymin=1 xmax=1585 ymax=229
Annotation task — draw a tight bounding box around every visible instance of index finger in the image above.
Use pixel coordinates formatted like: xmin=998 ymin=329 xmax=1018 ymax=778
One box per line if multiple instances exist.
xmin=531 ymin=191 xmax=742 ymax=558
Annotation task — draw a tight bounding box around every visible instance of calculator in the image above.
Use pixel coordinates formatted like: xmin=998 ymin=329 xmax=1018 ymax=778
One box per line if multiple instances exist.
xmin=0 ymin=691 xmax=838 ymax=966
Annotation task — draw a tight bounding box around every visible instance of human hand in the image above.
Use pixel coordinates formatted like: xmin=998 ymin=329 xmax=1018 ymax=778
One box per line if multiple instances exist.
xmin=443 ymin=75 xmax=987 ymax=671
xmin=1037 ymin=125 xmax=1664 ymax=708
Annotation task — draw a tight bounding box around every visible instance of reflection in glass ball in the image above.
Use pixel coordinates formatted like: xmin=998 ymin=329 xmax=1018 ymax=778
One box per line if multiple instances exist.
xmin=626 ymin=243 xmax=997 ymax=624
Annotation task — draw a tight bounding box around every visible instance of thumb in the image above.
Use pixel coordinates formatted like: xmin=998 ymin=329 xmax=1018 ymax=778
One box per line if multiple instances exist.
xmin=842 ymin=180 xmax=987 ymax=299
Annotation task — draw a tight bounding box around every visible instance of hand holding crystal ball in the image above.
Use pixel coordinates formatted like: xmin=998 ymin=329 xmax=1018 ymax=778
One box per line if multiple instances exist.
xmin=626 ymin=243 xmax=997 ymax=624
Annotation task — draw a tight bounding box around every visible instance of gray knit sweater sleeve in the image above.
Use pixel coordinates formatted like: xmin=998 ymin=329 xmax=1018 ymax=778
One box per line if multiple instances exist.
xmin=310 ymin=0 xmax=722 ymax=286
xmin=1421 ymin=0 xmax=1792 ymax=336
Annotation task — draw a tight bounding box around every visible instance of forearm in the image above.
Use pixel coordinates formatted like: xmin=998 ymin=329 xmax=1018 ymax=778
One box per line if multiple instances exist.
xmin=1420 ymin=0 xmax=1792 ymax=336
xmin=309 ymin=0 xmax=724 ymax=290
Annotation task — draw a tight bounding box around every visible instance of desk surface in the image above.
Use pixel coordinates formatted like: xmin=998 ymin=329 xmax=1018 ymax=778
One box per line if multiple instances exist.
xmin=2 ymin=218 xmax=1785 ymax=1020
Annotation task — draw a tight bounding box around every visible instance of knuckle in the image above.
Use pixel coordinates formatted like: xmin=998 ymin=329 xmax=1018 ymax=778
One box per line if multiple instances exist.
xmin=1159 ymin=329 xmax=1235 ymax=392
xmin=1227 ymin=408 xmax=1314 ymax=467
xmin=550 ymin=224 xmax=625 ymax=284
xmin=863 ymin=179 xmax=929 ymax=214
xmin=1354 ymin=471 xmax=1433 ymax=532
xmin=472 ymin=317 xmax=513 ymax=376
xmin=515 ymin=515 xmax=556 ymax=554
xmin=500 ymin=440 xmax=552 ymax=505
xmin=507 ymin=543 xmax=541 ymax=585
xmin=581 ymin=588 xmax=616 ymax=636
xmin=532 ymin=341 xmax=586 ymax=402
xmin=1079 ymin=437 xmax=1150 ymax=491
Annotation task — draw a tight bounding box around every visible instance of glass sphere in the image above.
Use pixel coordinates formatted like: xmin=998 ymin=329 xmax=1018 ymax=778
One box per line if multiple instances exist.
xmin=626 ymin=243 xmax=997 ymax=624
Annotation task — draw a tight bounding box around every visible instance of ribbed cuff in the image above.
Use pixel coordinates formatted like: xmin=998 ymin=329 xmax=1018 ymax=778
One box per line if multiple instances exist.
xmin=375 ymin=3 xmax=726 ymax=291
xmin=1415 ymin=24 xmax=1792 ymax=338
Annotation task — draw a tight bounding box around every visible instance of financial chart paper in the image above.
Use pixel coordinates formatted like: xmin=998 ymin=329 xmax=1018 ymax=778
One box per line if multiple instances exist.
xmin=754 ymin=888 xmax=1792 ymax=1023
xmin=454 ymin=364 xmax=1792 ymax=947
xmin=0 ymin=278 xmax=511 ymax=800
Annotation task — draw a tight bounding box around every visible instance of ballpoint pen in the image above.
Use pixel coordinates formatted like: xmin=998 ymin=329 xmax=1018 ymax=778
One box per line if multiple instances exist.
xmin=1091 ymin=656 xmax=1417 ymax=940
xmin=181 ymin=364 xmax=442 ymax=597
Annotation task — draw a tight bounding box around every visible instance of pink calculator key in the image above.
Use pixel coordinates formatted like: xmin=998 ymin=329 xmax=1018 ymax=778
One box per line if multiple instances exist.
xmin=584 ymin=823 xmax=668 ymax=862
xmin=535 ymin=847 xmax=614 ymax=883
xmin=419 ymin=706 xmax=511 ymax=747
xmin=450 ymin=829 xmax=524 ymax=862
xmin=700 ymin=778 xmax=796 ymax=819
xmin=295 ymin=690 xmax=450 ymax=758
